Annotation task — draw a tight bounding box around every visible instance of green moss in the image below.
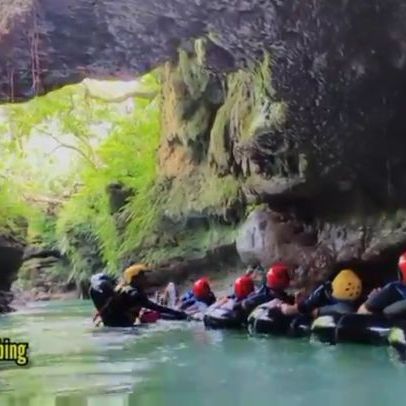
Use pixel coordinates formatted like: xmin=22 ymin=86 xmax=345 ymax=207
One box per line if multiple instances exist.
xmin=141 ymin=223 xmax=238 ymax=264
xmin=163 ymin=168 xmax=242 ymax=220
xmin=178 ymin=48 xmax=210 ymax=100
xmin=161 ymin=60 xmax=212 ymax=150
xmin=194 ymin=38 xmax=207 ymax=66
xmin=199 ymin=173 xmax=241 ymax=211
xmin=208 ymin=53 xmax=288 ymax=172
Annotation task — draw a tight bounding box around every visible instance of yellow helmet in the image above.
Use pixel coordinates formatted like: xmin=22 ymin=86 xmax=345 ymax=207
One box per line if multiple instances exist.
xmin=331 ymin=269 xmax=362 ymax=301
xmin=123 ymin=264 xmax=150 ymax=284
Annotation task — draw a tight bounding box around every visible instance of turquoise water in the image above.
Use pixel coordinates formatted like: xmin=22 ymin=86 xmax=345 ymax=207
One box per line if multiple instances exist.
xmin=0 ymin=300 xmax=405 ymax=406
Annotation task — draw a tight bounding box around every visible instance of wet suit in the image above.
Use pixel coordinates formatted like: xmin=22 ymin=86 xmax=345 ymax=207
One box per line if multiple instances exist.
xmin=90 ymin=273 xmax=187 ymax=327
xmin=297 ymin=282 xmax=356 ymax=317
xmin=234 ymin=285 xmax=294 ymax=317
xmin=364 ymin=282 xmax=406 ymax=318
xmin=179 ymin=290 xmax=216 ymax=312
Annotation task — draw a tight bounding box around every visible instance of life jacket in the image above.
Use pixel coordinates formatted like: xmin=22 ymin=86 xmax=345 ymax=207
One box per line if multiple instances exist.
xmin=179 ymin=290 xmax=216 ymax=311
xmin=89 ymin=273 xmax=117 ymax=311
xmin=90 ymin=273 xmax=139 ymax=327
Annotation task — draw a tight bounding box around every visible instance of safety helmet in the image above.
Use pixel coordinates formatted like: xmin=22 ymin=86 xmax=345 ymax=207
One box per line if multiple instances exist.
xmin=398 ymin=252 xmax=406 ymax=282
xmin=266 ymin=263 xmax=290 ymax=290
xmin=193 ymin=277 xmax=211 ymax=300
xmin=123 ymin=264 xmax=150 ymax=284
xmin=331 ymin=269 xmax=362 ymax=301
xmin=234 ymin=275 xmax=254 ymax=300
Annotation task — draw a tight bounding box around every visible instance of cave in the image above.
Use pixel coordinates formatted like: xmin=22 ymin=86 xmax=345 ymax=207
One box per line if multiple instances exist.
xmin=1 ymin=0 xmax=406 ymax=292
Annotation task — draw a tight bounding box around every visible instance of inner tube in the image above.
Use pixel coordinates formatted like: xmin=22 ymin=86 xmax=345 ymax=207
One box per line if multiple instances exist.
xmin=388 ymin=325 xmax=406 ymax=361
xmin=247 ymin=305 xmax=312 ymax=337
xmin=312 ymin=314 xmax=394 ymax=345
xmin=203 ymin=307 xmax=244 ymax=330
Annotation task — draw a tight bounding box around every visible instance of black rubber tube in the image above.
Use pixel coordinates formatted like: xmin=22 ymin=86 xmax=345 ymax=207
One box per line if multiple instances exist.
xmin=203 ymin=307 xmax=244 ymax=330
xmin=388 ymin=322 xmax=406 ymax=362
xmin=312 ymin=314 xmax=394 ymax=345
xmin=247 ymin=306 xmax=312 ymax=337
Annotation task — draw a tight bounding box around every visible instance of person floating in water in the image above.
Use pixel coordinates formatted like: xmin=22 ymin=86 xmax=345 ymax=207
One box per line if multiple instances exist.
xmin=90 ymin=264 xmax=187 ymax=327
xmin=157 ymin=277 xmax=217 ymax=320
xmin=357 ymin=252 xmax=406 ymax=319
xmin=178 ymin=277 xmax=216 ymax=312
xmin=233 ymin=263 xmax=294 ymax=318
xmin=279 ymin=269 xmax=362 ymax=318
xmin=212 ymin=274 xmax=256 ymax=310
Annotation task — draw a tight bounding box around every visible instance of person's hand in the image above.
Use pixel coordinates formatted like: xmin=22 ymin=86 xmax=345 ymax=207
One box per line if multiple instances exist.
xmin=294 ymin=290 xmax=306 ymax=304
xmin=214 ymin=297 xmax=228 ymax=308
xmin=265 ymin=298 xmax=282 ymax=309
xmin=368 ymin=288 xmax=381 ymax=299
xmin=357 ymin=303 xmax=371 ymax=315
xmin=280 ymin=303 xmax=297 ymax=316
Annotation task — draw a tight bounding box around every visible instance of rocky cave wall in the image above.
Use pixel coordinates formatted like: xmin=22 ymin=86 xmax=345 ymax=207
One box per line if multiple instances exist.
xmin=157 ymin=39 xmax=406 ymax=291
xmin=0 ymin=235 xmax=24 ymax=312
xmin=2 ymin=0 xmax=406 ymax=290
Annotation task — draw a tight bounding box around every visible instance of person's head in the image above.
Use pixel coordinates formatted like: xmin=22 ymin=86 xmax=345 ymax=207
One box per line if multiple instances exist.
xmin=266 ymin=263 xmax=290 ymax=290
xmin=193 ymin=277 xmax=212 ymax=300
xmin=398 ymin=252 xmax=406 ymax=282
xmin=234 ymin=275 xmax=255 ymax=300
xmin=331 ymin=269 xmax=362 ymax=301
xmin=123 ymin=264 xmax=151 ymax=288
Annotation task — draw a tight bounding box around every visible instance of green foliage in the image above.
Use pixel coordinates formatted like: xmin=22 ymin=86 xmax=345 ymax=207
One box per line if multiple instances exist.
xmin=55 ymin=84 xmax=161 ymax=278
xmin=26 ymin=211 xmax=58 ymax=247
xmin=0 ymin=73 xmax=162 ymax=283
xmin=0 ymin=177 xmax=31 ymax=235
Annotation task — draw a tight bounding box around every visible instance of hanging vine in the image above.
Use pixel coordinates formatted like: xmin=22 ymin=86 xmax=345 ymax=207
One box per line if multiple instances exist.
xmin=29 ymin=0 xmax=41 ymax=95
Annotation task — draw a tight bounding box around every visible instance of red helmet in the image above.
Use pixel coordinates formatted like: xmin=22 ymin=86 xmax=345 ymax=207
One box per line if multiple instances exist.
xmin=193 ymin=277 xmax=211 ymax=299
xmin=267 ymin=263 xmax=290 ymax=290
xmin=234 ymin=275 xmax=254 ymax=300
xmin=398 ymin=252 xmax=406 ymax=281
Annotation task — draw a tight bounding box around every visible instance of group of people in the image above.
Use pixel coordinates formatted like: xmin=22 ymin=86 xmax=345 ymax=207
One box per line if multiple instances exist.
xmin=89 ymin=252 xmax=406 ymax=328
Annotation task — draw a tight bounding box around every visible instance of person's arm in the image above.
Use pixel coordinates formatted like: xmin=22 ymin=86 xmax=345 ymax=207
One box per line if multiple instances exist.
xmin=279 ymin=291 xmax=295 ymax=305
xmin=178 ymin=295 xmax=196 ymax=310
xmin=207 ymin=292 xmax=217 ymax=306
xmin=359 ymin=282 xmax=404 ymax=314
xmin=212 ymin=296 xmax=231 ymax=309
xmin=143 ymin=299 xmax=187 ymax=319
xmin=296 ymin=283 xmax=330 ymax=315
xmin=236 ymin=289 xmax=268 ymax=313
xmin=127 ymin=289 xmax=187 ymax=320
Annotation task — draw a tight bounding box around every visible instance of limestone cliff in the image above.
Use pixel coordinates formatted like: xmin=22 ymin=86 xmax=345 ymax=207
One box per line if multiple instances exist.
xmin=1 ymin=0 xmax=406 ymax=289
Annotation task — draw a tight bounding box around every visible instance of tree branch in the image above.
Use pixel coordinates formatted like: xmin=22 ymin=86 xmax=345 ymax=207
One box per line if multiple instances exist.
xmin=23 ymin=194 xmax=64 ymax=205
xmin=38 ymin=130 xmax=98 ymax=169
xmin=82 ymin=80 xmax=158 ymax=103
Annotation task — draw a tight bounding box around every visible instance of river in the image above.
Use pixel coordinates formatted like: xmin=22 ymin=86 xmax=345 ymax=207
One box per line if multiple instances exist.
xmin=0 ymin=300 xmax=405 ymax=405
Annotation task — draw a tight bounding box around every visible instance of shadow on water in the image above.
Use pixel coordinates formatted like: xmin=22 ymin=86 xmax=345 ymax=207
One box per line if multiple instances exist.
xmin=0 ymin=300 xmax=405 ymax=406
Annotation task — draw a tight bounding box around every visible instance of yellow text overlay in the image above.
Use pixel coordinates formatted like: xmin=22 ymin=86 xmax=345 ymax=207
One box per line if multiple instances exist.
xmin=0 ymin=338 xmax=29 ymax=366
